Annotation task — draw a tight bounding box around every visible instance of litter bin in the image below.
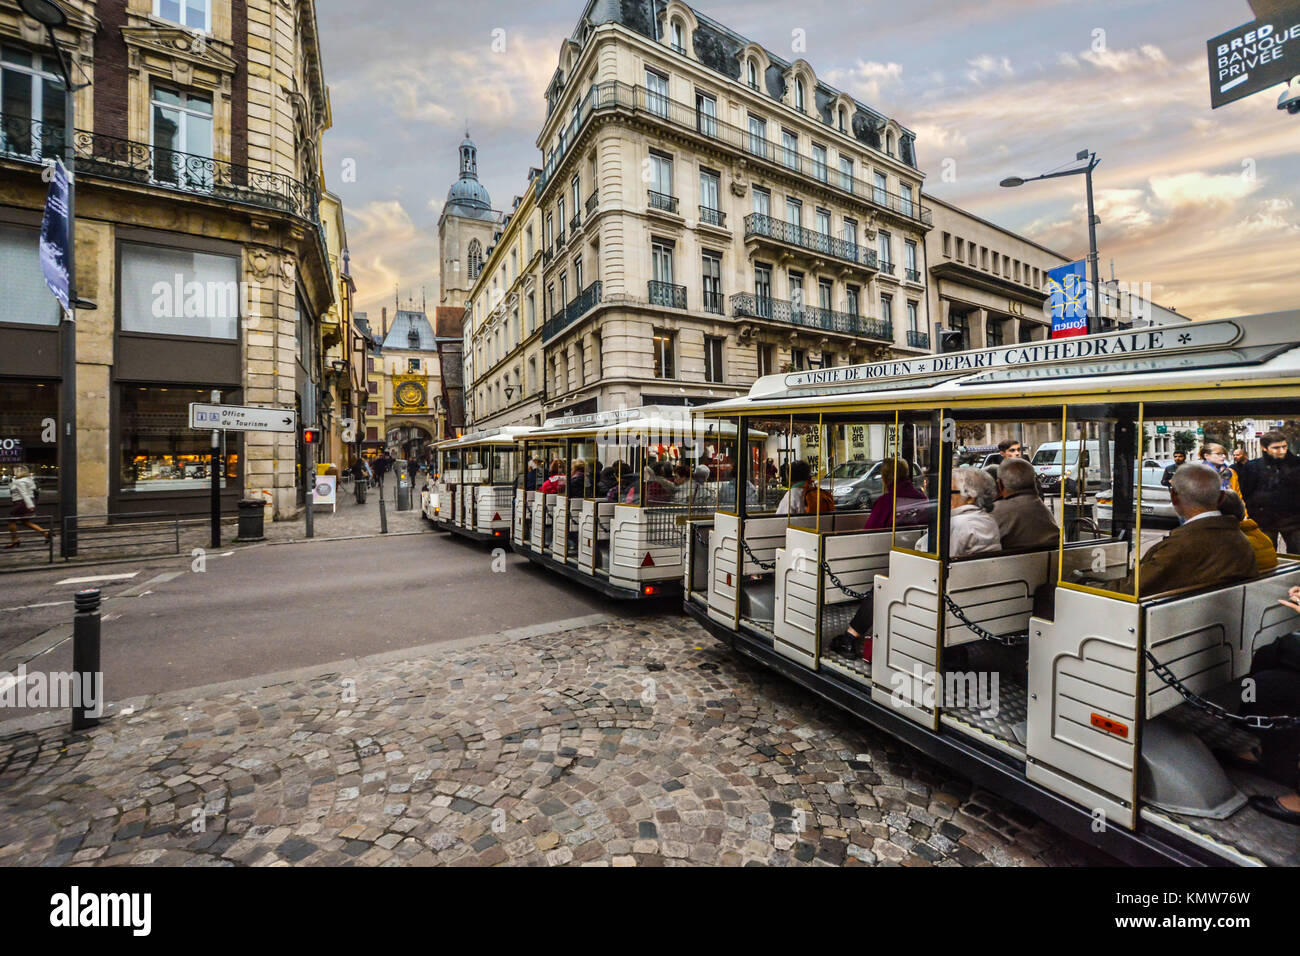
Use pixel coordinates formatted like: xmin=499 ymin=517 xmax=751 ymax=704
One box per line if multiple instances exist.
xmin=236 ymin=498 xmax=266 ymax=541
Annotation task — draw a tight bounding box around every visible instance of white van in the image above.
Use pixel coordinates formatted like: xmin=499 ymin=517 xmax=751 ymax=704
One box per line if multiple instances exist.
xmin=1030 ymin=440 xmax=1110 ymax=493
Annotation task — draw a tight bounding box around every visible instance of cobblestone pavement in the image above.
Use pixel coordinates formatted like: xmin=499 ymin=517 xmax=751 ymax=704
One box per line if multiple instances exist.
xmin=0 ymin=615 xmax=1105 ymax=867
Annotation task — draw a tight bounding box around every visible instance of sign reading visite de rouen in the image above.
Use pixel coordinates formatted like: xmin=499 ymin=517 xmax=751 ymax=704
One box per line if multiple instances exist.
xmin=1208 ymin=15 xmax=1300 ymax=109
xmin=780 ymin=322 xmax=1241 ymax=391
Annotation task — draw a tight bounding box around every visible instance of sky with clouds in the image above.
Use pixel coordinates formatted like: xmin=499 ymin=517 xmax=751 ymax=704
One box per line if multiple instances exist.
xmin=316 ymin=0 xmax=1297 ymax=322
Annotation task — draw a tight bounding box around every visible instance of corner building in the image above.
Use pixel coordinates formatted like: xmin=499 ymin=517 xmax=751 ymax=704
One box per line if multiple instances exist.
xmin=469 ymin=0 xmax=931 ymax=423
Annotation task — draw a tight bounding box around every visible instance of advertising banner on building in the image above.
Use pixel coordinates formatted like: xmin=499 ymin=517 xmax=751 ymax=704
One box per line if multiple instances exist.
xmin=1046 ymin=260 xmax=1088 ymax=339
xmin=39 ymin=160 xmax=71 ymax=313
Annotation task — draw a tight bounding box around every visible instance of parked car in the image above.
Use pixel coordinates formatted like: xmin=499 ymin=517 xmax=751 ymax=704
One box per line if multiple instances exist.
xmin=1032 ymin=441 xmax=1164 ymax=495
xmin=1095 ymin=482 xmax=1179 ymax=531
xmin=822 ymin=459 xmax=924 ymax=510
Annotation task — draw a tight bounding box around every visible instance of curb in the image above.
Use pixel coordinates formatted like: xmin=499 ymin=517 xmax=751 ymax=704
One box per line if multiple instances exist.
xmin=0 ymin=612 xmax=619 ymax=737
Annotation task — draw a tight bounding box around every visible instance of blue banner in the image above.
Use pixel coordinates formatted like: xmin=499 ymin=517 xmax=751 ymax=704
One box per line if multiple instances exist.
xmin=1046 ymin=260 xmax=1088 ymax=338
xmin=40 ymin=160 xmax=71 ymax=313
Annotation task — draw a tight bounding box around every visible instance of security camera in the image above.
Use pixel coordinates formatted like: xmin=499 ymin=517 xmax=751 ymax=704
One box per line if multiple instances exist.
xmin=1279 ymin=80 xmax=1300 ymax=114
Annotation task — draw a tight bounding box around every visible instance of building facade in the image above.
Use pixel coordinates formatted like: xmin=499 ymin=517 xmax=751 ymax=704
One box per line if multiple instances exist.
xmin=363 ymin=307 xmax=449 ymax=461
xmin=318 ymin=189 xmax=368 ymax=471
xmin=463 ymin=0 xmax=930 ymax=426
xmin=0 ymin=0 xmax=336 ymax=522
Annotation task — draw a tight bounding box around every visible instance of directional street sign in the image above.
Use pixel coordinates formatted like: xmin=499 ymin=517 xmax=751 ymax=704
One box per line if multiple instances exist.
xmin=189 ymin=403 xmax=297 ymax=433
xmin=1207 ymin=15 xmax=1300 ymax=109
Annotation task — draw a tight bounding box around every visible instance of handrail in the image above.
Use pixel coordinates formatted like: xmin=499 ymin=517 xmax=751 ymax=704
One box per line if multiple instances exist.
xmin=731 ymin=292 xmax=892 ymax=341
xmin=744 ymin=212 xmax=880 ymax=270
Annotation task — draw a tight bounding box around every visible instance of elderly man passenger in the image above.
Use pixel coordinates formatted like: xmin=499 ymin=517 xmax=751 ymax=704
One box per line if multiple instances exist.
xmin=993 ymin=458 xmax=1058 ymax=550
xmin=834 ymin=466 xmax=1001 ymax=662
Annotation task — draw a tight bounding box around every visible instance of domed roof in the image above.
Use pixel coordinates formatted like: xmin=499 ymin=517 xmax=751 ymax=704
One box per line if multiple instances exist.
xmin=444 ymin=130 xmax=495 ymax=221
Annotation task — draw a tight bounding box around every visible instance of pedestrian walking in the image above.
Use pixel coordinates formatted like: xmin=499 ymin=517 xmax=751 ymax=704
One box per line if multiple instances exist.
xmin=1199 ymin=442 xmax=1245 ymax=510
xmin=1239 ymin=430 xmax=1300 ymax=553
xmin=5 ymin=466 xmax=49 ymax=549
xmin=1160 ymin=451 xmax=1187 ymax=488
xmin=374 ymin=450 xmax=394 ymax=487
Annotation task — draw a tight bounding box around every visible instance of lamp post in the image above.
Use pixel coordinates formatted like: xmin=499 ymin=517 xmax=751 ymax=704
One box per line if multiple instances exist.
xmin=1000 ymin=150 xmax=1101 ymax=334
xmin=21 ymin=0 xmax=92 ymax=557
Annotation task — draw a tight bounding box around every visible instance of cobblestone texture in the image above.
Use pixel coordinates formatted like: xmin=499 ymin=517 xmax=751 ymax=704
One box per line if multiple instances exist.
xmin=0 ymin=615 xmax=1103 ymax=866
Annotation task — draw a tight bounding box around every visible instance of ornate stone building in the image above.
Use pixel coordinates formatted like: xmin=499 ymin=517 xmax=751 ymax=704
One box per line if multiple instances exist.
xmin=437 ymin=132 xmax=500 ymax=310
xmin=0 ymin=0 xmax=336 ymax=522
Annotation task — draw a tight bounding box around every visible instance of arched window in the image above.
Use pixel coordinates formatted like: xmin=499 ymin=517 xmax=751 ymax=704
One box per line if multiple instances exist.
xmin=838 ymin=107 xmax=846 ymax=132
xmin=795 ymin=80 xmax=805 ymax=112
xmin=886 ymin=131 xmax=895 ymax=156
xmin=671 ymin=19 xmax=684 ymax=52
xmin=467 ymin=239 xmax=483 ymax=280
xmin=747 ymin=60 xmax=759 ymax=89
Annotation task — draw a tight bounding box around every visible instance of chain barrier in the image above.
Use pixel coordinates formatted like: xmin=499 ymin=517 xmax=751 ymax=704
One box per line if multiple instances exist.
xmin=1142 ymin=650 xmax=1300 ymax=731
xmin=819 ymin=560 xmax=871 ymax=600
xmin=942 ymin=593 xmax=1029 ymax=647
xmin=740 ymin=536 xmax=776 ymax=570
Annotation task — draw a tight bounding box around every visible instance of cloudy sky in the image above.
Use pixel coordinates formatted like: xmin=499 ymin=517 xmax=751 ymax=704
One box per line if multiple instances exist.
xmin=316 ymin=0 xmax=1296 ymax=322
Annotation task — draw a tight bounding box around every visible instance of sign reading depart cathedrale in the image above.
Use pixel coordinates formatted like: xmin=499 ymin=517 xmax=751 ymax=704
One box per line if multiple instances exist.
xmin=775 ymin=322 xmax=1242 ymax=393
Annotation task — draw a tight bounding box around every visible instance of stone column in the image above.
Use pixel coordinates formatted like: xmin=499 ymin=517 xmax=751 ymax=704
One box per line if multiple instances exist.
xmin=970 ymin=308 xmax=988 ymax=349
xmin=75 ymin=221 xmax=115 ymax=517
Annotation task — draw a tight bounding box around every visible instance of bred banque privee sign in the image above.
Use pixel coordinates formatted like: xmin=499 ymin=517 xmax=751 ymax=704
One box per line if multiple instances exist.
xmin=781 ymin=322 xmax=1242 ymax=391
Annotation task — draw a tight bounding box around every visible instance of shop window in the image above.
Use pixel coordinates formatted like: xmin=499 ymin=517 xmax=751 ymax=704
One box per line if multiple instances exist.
xmin=0 ymin=224 xmax=59 ymax=326
xmin=0 ymin=380 xmax=58 ymax=508
xmin=119 ymin=386 xmax=241 ymax=493
xmin=120 ymin=243 xmax=240 ymax=339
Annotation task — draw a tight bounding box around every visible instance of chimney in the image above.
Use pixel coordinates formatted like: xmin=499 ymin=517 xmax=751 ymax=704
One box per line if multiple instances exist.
xmin=381 ymin=307 xmax=388 ymax=338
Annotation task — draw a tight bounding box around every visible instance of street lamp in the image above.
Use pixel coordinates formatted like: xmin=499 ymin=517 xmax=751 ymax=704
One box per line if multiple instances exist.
xmin=21 ymin=0 xmax=92 ymax=556
xmin=1001 ymin=149 xmax=1102 ymax=333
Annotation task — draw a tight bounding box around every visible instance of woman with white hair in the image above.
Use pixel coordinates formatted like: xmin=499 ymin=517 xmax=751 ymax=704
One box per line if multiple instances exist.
xmin=5 ymin=465 xmax=49 ymax=548
xmin=832 ymin=467 xmax=1001 ymax=663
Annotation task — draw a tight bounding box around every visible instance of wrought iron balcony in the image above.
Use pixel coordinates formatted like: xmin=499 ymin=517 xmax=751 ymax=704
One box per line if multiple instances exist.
xmin=542 ymin=245 xmax=554 ymax=266
xmin=0 ymin=113 xmax=319 ymax=225
xmin=648 ymin=280 xmax=687 ymax=309
xmin=702 ymin=289 xmax=724 ymax=314
xmin=555 ymin=229 xmax=566 ymax=248
xmin=648 ymin=189 xmax=679 ymax=214
xmin=586 ymin=191 xmax=599 ymax=214
xmin=698 ymin=205 xmax=726 ymax=228
xmin=534 ymin=84 xmax=930 ymax=227
xmin=541 ymin=280 xmax=602 ymax=343
xmin=906 ymin=329 xmax=930 ymax=349
xmin=570 ymin=212 xmax=581 ymax=232
xmin=731 ymin=292 xmax=892 ymax=341
xmin=905 ymin=267 xmax=922 ymax=283
xmin=744 ymin=213 xmax=879 ymax=271
xmin=878 ymin=260 xmax=896 ymax=276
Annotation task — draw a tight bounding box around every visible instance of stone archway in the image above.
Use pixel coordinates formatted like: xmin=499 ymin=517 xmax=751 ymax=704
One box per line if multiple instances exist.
xmin=385 ymin=420 xmax=437 ymax=463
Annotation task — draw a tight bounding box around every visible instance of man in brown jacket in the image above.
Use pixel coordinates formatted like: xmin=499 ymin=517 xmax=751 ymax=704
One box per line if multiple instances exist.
xmin=1125 ymin=462 xmax=1257 ymax=597
xmin=993 ymin=458 xmax=1058 ymax=550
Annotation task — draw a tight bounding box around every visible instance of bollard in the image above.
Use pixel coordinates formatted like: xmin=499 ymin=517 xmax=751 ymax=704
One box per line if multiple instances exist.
xmin=72 ymin=588 xmax=102 ymax=731
xmin=379 ymin=487 xmax=388 ymax=534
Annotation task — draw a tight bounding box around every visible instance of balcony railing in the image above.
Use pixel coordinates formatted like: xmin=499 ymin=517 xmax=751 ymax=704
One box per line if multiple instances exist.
xmin=878 ymin=260 xmax=896 ymax=276
xmin=731 ymin=292 xmax=892 ymax=341
xmin=542 ymin=245 xmax=554 ymax=266
xmin=534 ymin=83 xmax=930 ymax=227
xmin=542 ymin=280 xmax=602 ymax=342
xmin=702 ymin=289 xmax=724 ymax=314
xmin=906 ymin=329 xmax=930 ymax=349
xmin=570 ymin=212 xmax=581 ymax=232
xmin=555 ymin=229 xmax=566 ymax=248
xmin=586 ymin=191 xmax=598 ymax=214
xmin=648 ymin=280 xmax=687 ymax=309
xmin=744 ymin=213 xmax=879 ymax=271
xmin=905 ymin=267 xmax=922 ymax=283
xmin=648 ymin=189 xmax=679 ymax=214
xmin=699 ymin=205 xmax=726 ymax=228
xmin=0 ymin=113 xmax=320 ymax=225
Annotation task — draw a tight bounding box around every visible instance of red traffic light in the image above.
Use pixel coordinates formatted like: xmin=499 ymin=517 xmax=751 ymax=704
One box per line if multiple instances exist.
xmin=303 ymin=427 xmax=322 ymax=444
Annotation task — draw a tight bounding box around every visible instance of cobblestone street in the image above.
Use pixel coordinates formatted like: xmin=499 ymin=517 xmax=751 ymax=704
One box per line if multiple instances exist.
xmin=0 ymin=614 xmax=1103 ymax=867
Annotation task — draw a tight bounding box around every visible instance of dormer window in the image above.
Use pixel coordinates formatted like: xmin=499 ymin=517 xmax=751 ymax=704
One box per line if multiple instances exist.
xmin=670 ymin=20 xmax=685 ymax=54
xmin=794 ymin=80 xmax=805 ymax=112
xmin=747 ymin=60 xmax=759 ymax=90
xmin=886 ymin=130 xmax=895 ymax=156
xmin=838 ymin=107 xmax=846 ymax=132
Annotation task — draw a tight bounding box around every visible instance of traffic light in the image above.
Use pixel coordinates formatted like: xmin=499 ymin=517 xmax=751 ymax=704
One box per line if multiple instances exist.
xmin=303 ymin=427 xmax=322 ymax=445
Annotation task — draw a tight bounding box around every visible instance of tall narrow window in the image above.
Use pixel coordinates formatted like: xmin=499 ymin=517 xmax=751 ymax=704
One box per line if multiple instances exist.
xmin=873 ymin=170 xmax=888 ymax=206
xmin=782 ymin=128 xmax=798 ymax=169
xmin=846 ymin=285 xmax=860 ymax=317
xmin=900 ymin=183 xmax=915 ymax=219
xmin=748 ymin=115 xmax=767 ymax=157
xmin=701 ymin=250 xmax=722 ymax=314
xmin=794 ymin=80 xmax=805 ymax=112
xmin=695 ymin=90 xmax=717 ymax=137
xmin=905 ymin=239 xmax=918 ymax=281
xmin=699 ymin=167 xmax=721 ymax=224
xmin=646 ymin=69 xmax=669 ymax=118
xmin=527 ymin=293 xmax=536 ymax=332
xmin=812 ymin=144 xmax=828 ymax=182
xmin=880 ymin=293 xmax=893 ymax=328
xmin=754 ymin=263 xmax=772 ymax=318
xmin=839 ymin=155 xmax=853 ymax=192
xmin=877 ymin=230 xmax=892 ymax=271
xmin=705 ymin=336 xmax=724 ymax=383
xmin=649 ymin=152 xmax=673 ymax=203
xmin=785 ymin=197 xmax=801 ymax=227
xmin=788 ymin=271 xmax=804 ymax=313
xmin=0 ymin=46 xmax=67 ymax=159
xmin=817 ymin=278 xmax=832 ymax=312
xmin=842 ymin=217 xmax=858 ymax=253
xmin=670 ymin=20 xmax=685 ymax=53
xmin=152 ymin=86 xmax=213 ymax=187
xmin=747 ymin=60 xmax=759 ymax=89
xmin=907 ymin=299 xmax=919 ymax=332
xmin=752 ymin=186 xmax=771 ymax=218
xmin=652 ymin=329 xmax=676 ymax=378
xmin=757 ymin=343 xmax=774 ymax=376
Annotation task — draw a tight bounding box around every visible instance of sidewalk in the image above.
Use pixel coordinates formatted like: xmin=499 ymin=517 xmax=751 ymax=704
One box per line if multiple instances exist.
xmin=0 ymin=615 xmax=1099 ymax=867
xmin=0 ymin=480 xmax=429 ymax=574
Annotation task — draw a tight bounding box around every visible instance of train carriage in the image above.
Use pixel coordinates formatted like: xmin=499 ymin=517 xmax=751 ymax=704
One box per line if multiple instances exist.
xmin=684 ymin=310 xmax=1300 ymax=866
xmin=428 ymin=427 xmax=535 ymax=543
xmin=512 ymin=406 xmax=750 ymax=599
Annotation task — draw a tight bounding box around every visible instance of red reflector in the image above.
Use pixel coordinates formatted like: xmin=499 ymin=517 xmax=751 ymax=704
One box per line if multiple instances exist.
xmin=492 ymin=512 xmax=502 ymax=521
xmin=644 ymin=585 xmax=657 ymax=595
xmin=640 ymin=552 xmax=655 ymax=568
xmin=1091 ymin=713 xmax=1129 ymax=738
xmin=725 ymin=572 xmax=732 ymax=587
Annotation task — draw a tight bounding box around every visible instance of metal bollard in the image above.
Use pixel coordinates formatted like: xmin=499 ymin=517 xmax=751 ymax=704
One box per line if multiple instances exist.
xmin=72 ymin=588 xmax=102 ymax=731
xmin=379 ymin=487 xmax=388 ymax=534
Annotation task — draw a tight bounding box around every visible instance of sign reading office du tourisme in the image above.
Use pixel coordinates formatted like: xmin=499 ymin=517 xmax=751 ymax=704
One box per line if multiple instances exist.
xmin=1045 ymin=260 xmax=1088 ymax=339
xmin=188 ymin=403 xmax=297 ymax=433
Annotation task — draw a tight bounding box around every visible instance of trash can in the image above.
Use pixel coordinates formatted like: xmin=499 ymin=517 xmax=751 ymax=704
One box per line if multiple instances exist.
xmin=236 ymin=498 xmax=266 ymax=541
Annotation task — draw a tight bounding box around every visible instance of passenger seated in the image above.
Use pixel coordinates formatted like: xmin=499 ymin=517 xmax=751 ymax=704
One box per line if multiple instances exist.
xmin=993 ymin=458 xmax=1058 ymax=550
xmin=1120 ymin=462 xmax=1256 ymax=597
xmin=833 ymin=466 xmax=1001 ymax=662
xmin=863 ymin=458 xmax=926 ymax=530
xmin=775 ymin=460 xmax=812 ymax=515
xmin=1219 ymin=490 xmax=1277 ymax=572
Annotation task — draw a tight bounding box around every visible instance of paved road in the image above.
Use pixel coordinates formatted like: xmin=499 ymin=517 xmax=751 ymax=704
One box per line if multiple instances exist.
xmin=0 ymin=529 xmax=633 ymax=708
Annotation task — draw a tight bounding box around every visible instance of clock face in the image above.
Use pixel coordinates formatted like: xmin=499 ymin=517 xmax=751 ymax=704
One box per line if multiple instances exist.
xmin=396 ymin=382 xmax=426 ymax=407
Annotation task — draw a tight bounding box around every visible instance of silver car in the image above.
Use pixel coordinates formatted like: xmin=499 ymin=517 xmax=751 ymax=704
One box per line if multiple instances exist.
xmin=823 ymin=459 xmax=924 ymax=510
